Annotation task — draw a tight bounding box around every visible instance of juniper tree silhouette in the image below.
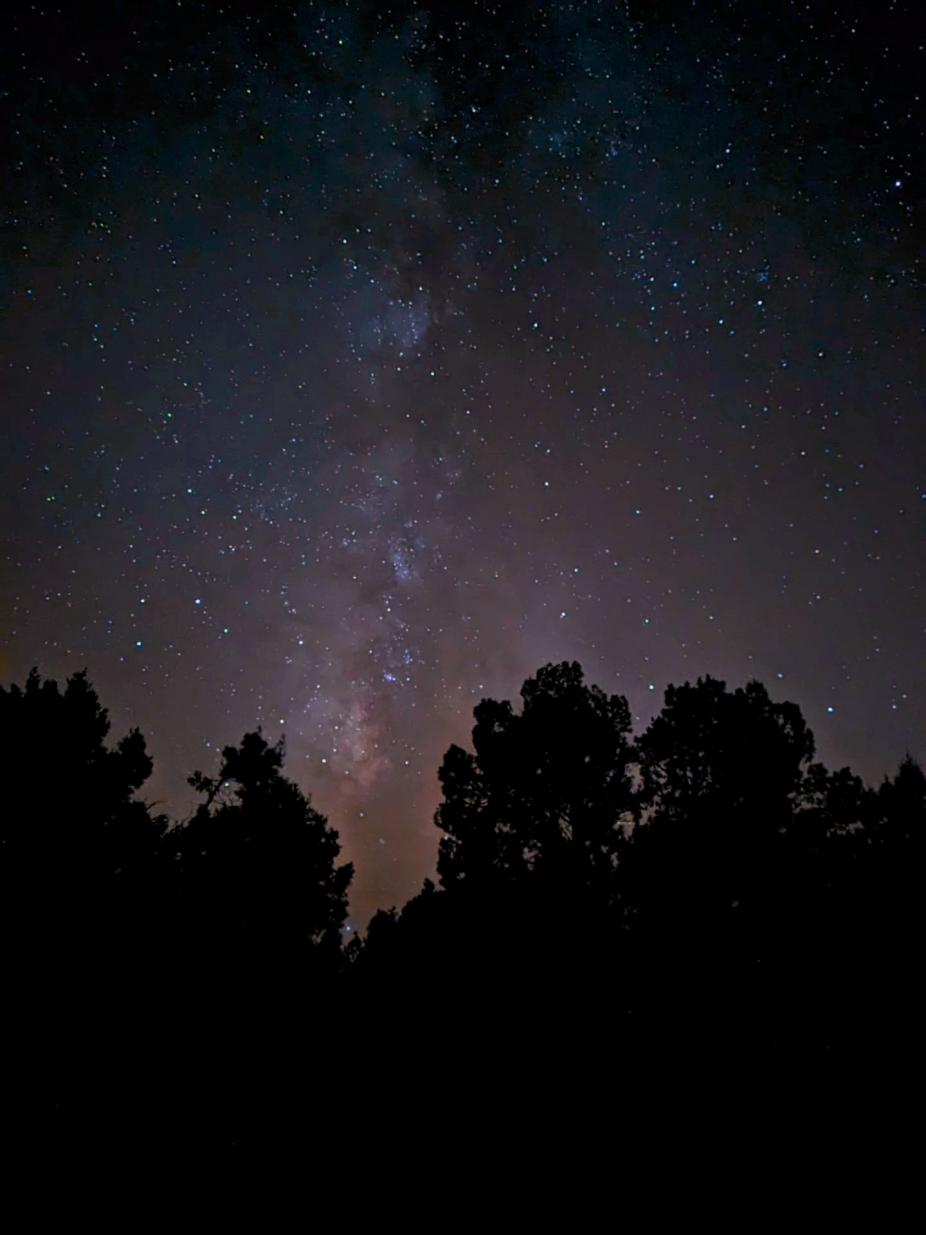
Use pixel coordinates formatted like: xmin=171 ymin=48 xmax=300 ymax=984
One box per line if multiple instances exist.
xmin=860 ymin=755 xmax=924 ymax=1032
xmin=627 ymin=676 xmax=816 ymax=927
xmin=435 ymin=662 xmax=638 ymax=987
xmin=353 ymin=663 xmax=638 ymax=1009
xmin=0 ymin=669 xmax=170 ymax=1153
xmin=0 ymin=668 xmax=165 ymax=979
xmin=614 ymin=676 xmax=824 ymax=1046
xmin=878 ymin=753 xmax=926 ymax=846
xmin=622 ymin=676 xmax=922 ymax=1057
xmin=148 ymin=730 xmax=355 ymax=1155
xmin=791 ymin=755 xmax=922 ymax=1063
xmin=169 ymin=729 xmax=352 ymax=996
xmin=436 ymin=661 xmax=635 ymax=891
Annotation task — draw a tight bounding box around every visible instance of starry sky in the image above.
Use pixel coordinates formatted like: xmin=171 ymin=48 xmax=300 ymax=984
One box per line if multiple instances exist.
xmin=2 ymin=0 xmax=923 ymax=926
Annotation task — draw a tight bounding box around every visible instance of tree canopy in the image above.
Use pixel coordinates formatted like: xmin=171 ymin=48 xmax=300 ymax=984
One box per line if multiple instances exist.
xmin=436 ymin=661 xmax=635 ymax=898
xmin=0 ymin=660 xmax=920 ymax=1153
xmin=172 ymin=729 xmax=352 ymax=980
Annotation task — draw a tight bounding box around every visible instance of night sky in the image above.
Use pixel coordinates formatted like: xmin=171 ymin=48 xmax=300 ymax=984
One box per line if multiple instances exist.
xmin=2 ymin=1 xmax=923 ymax=927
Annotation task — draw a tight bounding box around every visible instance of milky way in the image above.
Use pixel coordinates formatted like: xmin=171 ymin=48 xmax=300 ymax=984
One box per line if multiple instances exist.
xmin=2 ymin=1 xmax=923 ymax=924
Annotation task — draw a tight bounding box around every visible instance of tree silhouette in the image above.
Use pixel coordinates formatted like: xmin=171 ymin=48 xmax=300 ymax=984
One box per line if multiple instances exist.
xmin=637 ymin=676 xmax=814 ymax=825
xmin=0 ymin=667 xmax=169 ymax=1149
xmin=627 ymin=677 xmax=817 ymax=914
xmin=436 ymin=661 xmax=635 ymax=900
xmin=614 ymin=677 xmax=827 ymax=1044
xmin=0 ymin=668 xmax=165 ymax=973
xmin=2 ymin=660 xmax=921 ymax=1138
xmin=865 ymin=755 xmax=924 ymax=1004
xmin=390 ymin=661 xmax=639 ymax=996
xmin=170 ymin=729 xmax=352 ymax=987
xmin=878 ymin=754 xmax=925 ymax=847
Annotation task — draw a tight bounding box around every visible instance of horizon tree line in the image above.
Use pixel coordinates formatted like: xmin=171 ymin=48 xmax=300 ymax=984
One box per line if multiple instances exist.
xmin=1 ymin=661 xmax=919 ymax=993
xmin=2 ymin=659 xmax=920 ymax=1153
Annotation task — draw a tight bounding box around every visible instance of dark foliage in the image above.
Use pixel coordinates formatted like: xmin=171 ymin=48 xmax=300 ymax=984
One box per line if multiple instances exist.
xmin=0 ymin=668 xmax=166 ymax=977
xmin=355 ymin=664 xmax=922 ymax=1078
xmin=436 ymin=660 xmax=635 ymax=895
xmin=168 ymin=729 xmax=352 ymax=988
xmin=0 ymin=663 xmax=920 ymax=1162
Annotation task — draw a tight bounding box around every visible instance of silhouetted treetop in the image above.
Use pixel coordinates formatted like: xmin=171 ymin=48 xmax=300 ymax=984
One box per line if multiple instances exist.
xmin=0 ymin=668 xmax=163 ymax=884
xmin=637 ymin=676 xmax=815 ymax=828
xmin=0 ymin=660 xmax=922 ymax=1123
xmin=878 ymin=755 xmax=925 ymax=846
xmin=436 ymin=661 xmax=635 ymax=894
xmin=173 ymin=729 xmax=352 ymax=970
